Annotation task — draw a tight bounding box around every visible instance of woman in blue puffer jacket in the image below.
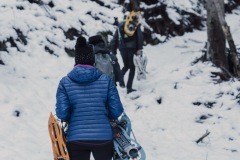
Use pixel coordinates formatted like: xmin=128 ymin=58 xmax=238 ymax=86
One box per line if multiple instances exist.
xmin=55 ymin=36 xmax=124 ymax=160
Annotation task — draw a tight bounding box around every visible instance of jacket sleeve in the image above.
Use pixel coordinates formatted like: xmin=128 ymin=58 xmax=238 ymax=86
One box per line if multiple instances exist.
xmin=110 ymin=29 xmax=119 ymax=55
xmin=55 ymin=79 xmax=71 ymax=122
xmin=136 ymin=24 xmax=144 ymax=50
xmin=107 ymin=78 xmax=124 ymax=119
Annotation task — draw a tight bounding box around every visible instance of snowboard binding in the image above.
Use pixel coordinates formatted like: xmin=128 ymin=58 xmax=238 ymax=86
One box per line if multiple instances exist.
xmin=111 ymin=114 xmax=146 ymax=160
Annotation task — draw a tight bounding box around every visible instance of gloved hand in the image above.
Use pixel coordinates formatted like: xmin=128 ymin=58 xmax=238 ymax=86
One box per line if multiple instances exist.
xmin=136 ymin=49 xmax=143 ymax=56
xmin=116 ymin=112 xmax=131 ymax=134
xmin=109 ymin=113 xmax=127 ymax=128
xmin=117 ymin=112 xmax=128 ymax=125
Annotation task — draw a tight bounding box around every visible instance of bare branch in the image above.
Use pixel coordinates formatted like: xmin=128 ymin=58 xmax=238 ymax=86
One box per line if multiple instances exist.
xmin=196 ymin=130 xmax=210 ymax=144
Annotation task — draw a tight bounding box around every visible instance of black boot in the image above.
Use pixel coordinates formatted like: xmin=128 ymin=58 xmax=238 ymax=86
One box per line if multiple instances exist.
xmin=119 ymin=80 xmax=125 ymax=88
xmin=127 ymin=88 xmax=136 ymax=94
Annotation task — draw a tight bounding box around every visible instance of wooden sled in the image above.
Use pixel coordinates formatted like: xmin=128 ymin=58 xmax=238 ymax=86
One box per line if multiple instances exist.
xmin=48 ymin=112 xmax=70 ymax=160
xmin=124 ymin=11 xmax=140 ymax=37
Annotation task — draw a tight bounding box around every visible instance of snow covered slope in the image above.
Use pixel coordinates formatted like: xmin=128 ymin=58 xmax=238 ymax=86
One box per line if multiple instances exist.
xmin=0 ymin=0 xmax=240 ymax=160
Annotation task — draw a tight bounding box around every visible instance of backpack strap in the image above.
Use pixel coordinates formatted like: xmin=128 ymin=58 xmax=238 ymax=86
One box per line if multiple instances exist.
xmin=117 ymin=27 xmax=124 ymax=46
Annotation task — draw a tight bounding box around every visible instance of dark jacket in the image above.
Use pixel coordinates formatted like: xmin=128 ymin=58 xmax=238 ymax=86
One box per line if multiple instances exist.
xmin=56 ymin=65 xmax=124 ymax=141
xmin=111 ymin=22 xmax=144 ymax=55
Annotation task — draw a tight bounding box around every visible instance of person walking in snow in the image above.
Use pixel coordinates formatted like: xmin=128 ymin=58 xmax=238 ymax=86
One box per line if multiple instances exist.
xmin=88 ymin=35 xmax=125 ymax=88
xmin=55 ymin=36 xmax=125 ymax=160
xmin=110 ymin=13 xmax=144 ymax=94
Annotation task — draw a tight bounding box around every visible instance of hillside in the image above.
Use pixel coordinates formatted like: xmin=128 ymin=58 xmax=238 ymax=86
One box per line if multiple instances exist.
xmin=0 ymin=0 xmax=240 ymax=160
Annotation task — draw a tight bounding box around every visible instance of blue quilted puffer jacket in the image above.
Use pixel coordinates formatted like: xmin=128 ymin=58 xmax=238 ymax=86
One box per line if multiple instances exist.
xmin=56 ymin=65 xmax=124 ymax=141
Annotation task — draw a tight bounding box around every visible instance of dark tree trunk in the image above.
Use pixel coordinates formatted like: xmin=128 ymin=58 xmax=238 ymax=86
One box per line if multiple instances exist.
xmin=213 ymin=0 xmax=240 ymax=77
xmin=207 ymin=0 xmax=228 ymax=70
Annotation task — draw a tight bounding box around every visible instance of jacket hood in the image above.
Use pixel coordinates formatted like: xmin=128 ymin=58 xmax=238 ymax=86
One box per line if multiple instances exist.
xmin=67 ymin=66 xmax=102 ymax=84
xmin=94 ymin=45 xmax=110 ymax=54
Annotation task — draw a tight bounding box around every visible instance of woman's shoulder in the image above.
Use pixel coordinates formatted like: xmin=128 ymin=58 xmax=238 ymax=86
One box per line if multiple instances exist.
xmin=59 ymin=75 xmax=72 ymax=84
xmin=97 ymin=72 xmax=111 ymax=81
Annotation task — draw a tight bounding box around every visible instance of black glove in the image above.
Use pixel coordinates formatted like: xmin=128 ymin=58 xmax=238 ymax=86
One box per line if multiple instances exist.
xmin=136 ymin=49 xmax=143 ymax=55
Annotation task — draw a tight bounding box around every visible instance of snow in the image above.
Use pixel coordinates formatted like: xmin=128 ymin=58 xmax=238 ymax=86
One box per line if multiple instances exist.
xmin=0 ymin=0 xmax=240 ymax=160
